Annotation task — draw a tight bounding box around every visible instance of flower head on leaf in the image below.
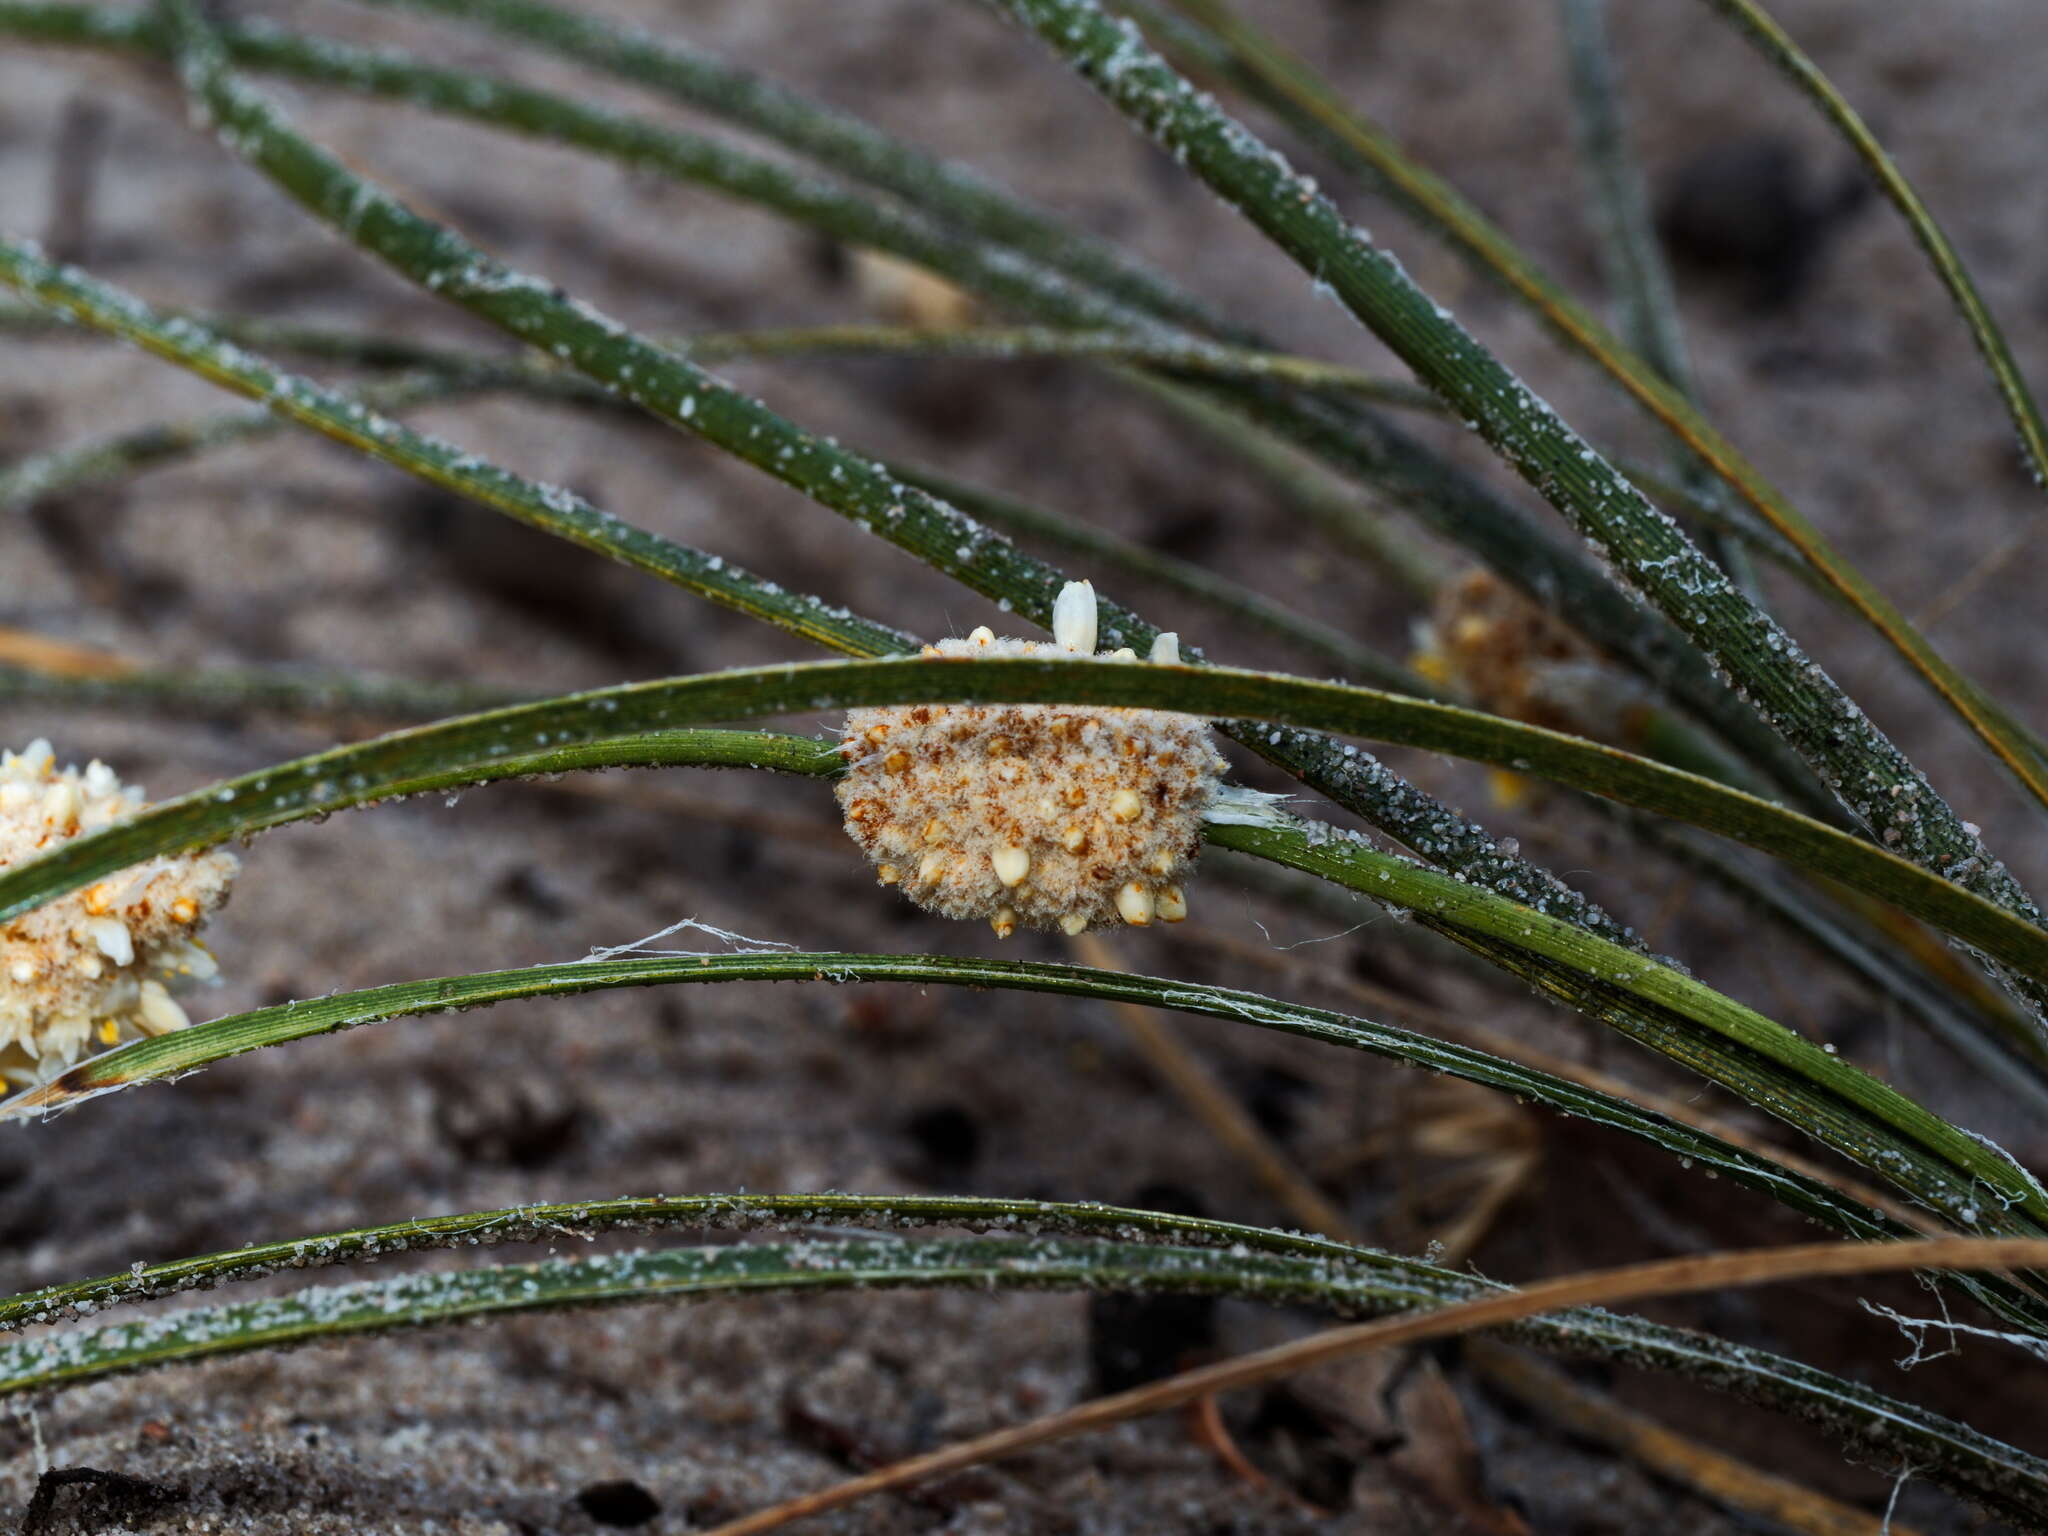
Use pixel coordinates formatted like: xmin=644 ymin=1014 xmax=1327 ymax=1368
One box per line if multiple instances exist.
xmin=1411 ymin=570 xmax=1645 ymax=807
xmin=837 ymin=582 xmax=1225 ymax=937
xmin=0 ymin=741 xmax=237 ymax=1084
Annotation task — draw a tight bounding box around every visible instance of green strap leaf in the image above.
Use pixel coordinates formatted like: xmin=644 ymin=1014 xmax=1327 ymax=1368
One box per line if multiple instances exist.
xmin=1696 ymin=0 xmax=2048 ymax=526
xmin=0 ymin=950 xmax=1902 ymax=1241
xmin=1146 ymin=0 xmax=2048 ymax=810
xmin=0 ymin=696 xmax=2043 ymax=1254
xmin=0 ymin=54 xmax=1666 ymax=975
xmin=0 ymin=342 xmax=1427 ymax=697
xmin=0 ymin=245 xmax=918 ymax=664
xmin=1 ymin=657 xmax=2037 ymax=992
xmin=0 ymin=1195 xmax=2036 ymax=1527
xmin=0 ymin=0 xmax=1830 ymax=807
xmin=987 ymin=0 xmax=2043 ymax=926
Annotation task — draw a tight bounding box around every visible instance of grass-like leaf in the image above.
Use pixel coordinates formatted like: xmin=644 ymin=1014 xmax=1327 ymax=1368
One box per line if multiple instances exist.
xmin=29 ymin=0 xmax=2040 ymax=1253
xmin=0 ymin=683 xmax=2043 ymax=1263
xmin=887 ymin=460 xmax=1430 ymax=693
xmin=1554 ymin=0 xmax=1759 ymax=595
xmin=0 ymin=353 xmax=1426 ymax=697
xmin=0 ymin=662 xmax=534 ymax=722
xmin=1695 ymin=0 xmax=2048 ymax=517
xmin=0 ymin=1193 xmax=2035 ymax=1526
xmin=1627 ymin=817 xmax=2048 ymax=1104
xmin=0 ymin=240 xmax=918 ymax=663
xmin=0 ymin=69 xmax=1671 ymax=980
xmin=1145 ymin=0 xmax=2048 ymax=809
xmin=711 ymin=1236 xmax=2048 ymax=1534
xmin=985 ymin=0 xmax=2048 ymax=934
xmin=1203 ymin=809 xmax=2048 ymax=1240
xmin=0 ymin=951 xmax=1918 ymax=1246
xmin=1 ymin=0 xmax=1824 ymax=812
xmin=0 ymin=658 xmax=2037 ymax=993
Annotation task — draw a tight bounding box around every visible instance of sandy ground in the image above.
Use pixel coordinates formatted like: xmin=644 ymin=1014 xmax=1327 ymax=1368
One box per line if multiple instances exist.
xmin=1 ymin=0 xmax=2047 ymax=1530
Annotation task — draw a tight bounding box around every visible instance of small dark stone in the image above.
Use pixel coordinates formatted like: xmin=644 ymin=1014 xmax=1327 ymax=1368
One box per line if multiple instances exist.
xmin=902 ymin=1103 xmax=982 ymax=1174
xmin=1656 ymin=135 xmax=1866 ymax=307
xmin=497 ymin=864 xmax=571 ymax=921
xmin=432 ymin=1076 xmax=587 ymax=1171
xmin=1239 ymin=1063 xmax=1317 ymax=1145
xmin=574 ymin=1479 xmax=662 ymax=1528
xmin=21 ymin=1466 xmax=183 ymax=1535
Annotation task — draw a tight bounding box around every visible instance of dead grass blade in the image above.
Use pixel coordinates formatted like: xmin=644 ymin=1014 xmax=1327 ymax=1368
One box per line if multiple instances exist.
xmin=701 ymin=1237 xmax=2048 ymax=1534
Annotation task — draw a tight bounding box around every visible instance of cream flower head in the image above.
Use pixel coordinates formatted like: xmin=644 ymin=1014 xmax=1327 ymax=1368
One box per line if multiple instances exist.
xmin=0 ymin=740 xmax=237 ymax=1084
xmin=836 ymin=582 xmax=1226 ymax=936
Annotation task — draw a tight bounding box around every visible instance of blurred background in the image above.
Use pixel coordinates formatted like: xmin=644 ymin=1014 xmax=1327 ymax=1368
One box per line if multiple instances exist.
xmin=1 ymin=1 xmax=2044 ymax=1530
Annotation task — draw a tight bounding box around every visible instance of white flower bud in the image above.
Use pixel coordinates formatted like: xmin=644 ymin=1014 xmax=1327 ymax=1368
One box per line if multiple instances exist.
xmin=1051 ymin=579 xmax=1098 ymax=655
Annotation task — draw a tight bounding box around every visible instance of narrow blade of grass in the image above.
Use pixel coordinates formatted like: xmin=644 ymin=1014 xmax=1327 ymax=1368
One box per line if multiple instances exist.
xmin=356 ymin=0 xmax=1225 ymax=333
xmin=1145 ymin=0 xmax=2048 ymax=811
xmin=0 ymin=240 xmax=918 ymax=663
xmin=0 ymin=0 xmax=1821 ymax=810
xmin=0 ymin=1194 xmax=2034 ymax=1526
xmin=978 ymin=0 xmax=2048 ymax=1012
xmin=886 ymin=459 xmax=1432 ymax=694
xmin=0 ymin=659 xmax=2042 ymax=988
xmin=1555 ymin=0 xmax=1758 ymax=596
xmin=1695 ymin=0 xmax=2048 ymax=525
xmin=77 ymin=32 xmax=1680 ymax=987
xmin=1201 ymin=807 xmax=2048 ymax=1236
xmin=703 ymin=1236 xmax=2048 ymax=1535
xmin=0 ymin=951 xmax=1949 ymax=1251
xmin=0 ymin=662 xmax=535 ymax=722
xmin=0 ymin=675 xmax=2043 ymax=1251
xmin=0 ymin=338 xmax=1428 ymax=697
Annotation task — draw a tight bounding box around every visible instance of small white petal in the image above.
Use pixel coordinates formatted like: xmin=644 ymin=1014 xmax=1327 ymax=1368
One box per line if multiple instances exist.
xmin=1059 ymin=912 xmax=1089 ymax=936
xmin=136 ymin=980 xmax=190 ymax=1036
xmin=84 ymin=917 xmax=133 ymax=966
xmin=1117 ymin=882 xmax=1155 ymax=926
xmin=1149 ymin=632 xmax=1180 ymax=664
xmin=158 ymin=938 xmax=218 ymax=981
xmin=992 ymin=845 xmax=1030 ymax=887
xmin=41 ymin=779 xmax=79 ymax=832
xmin=1052 ymin=579 xmax=1098 ymax=655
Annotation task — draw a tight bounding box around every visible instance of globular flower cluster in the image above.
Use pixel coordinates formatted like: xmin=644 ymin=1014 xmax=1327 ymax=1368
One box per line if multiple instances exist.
xmin=1411 ymin=570 xmax=1645 ymax=808
xmin=0 ymin=740 xmax=237 ymax=1084
xmin=837 ymin=582 xmax=1227 ymax=937
xmin=1412 ymin=569 xmax=1640 ymax=739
